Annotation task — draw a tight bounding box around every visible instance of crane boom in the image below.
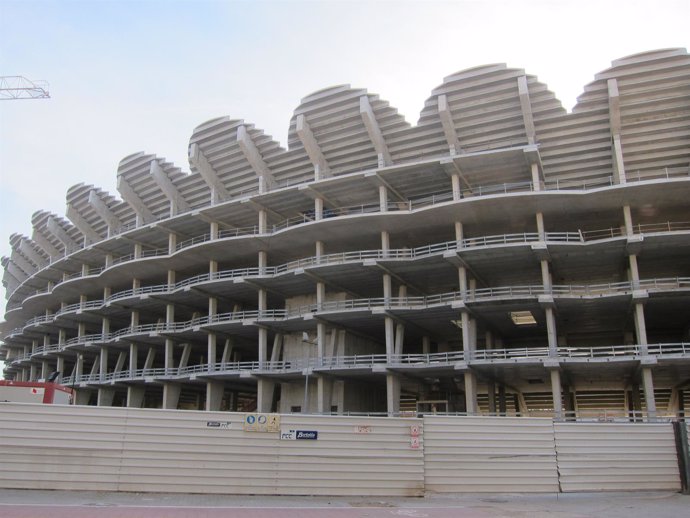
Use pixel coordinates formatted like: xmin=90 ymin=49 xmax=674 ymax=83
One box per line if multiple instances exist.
xmin=0 ymin=76 xmax=50 ymax=100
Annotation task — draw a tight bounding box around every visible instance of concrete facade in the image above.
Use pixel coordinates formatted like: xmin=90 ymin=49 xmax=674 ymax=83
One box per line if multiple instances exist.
xmin=1 ymin=48 xmax=689 ymax=418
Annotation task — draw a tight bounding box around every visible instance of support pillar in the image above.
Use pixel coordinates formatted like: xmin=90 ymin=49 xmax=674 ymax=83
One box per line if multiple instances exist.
xmin=386 ymin=374 xmax=401 ymax=415
xmin=549 ymin=367 xmax=563 ymax=418
xmin=464 ymin=371 xmax=478 ymax=414
xmin=206 ymin=381 xmax=224 ymax=411
xmin=257 ymin=379 xmax=275 ymax=413
xmin=127 ymin=386 xmax=145 ymax=408
xmin=641 ymin=367 xmax=657 ymax=420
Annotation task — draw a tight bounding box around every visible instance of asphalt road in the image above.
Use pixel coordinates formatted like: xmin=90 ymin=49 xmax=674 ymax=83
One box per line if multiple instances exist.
xmin=0 ymin=489 xmax=688 ymax=517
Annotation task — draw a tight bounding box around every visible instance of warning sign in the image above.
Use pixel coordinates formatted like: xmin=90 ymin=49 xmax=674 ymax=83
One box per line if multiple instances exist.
xmin=243 ymin=413 xmax=280 ymax=432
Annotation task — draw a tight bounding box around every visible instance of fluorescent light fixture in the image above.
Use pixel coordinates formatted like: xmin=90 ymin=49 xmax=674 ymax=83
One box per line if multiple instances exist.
xmin=510 ymin=311 xmax=537 ymax=326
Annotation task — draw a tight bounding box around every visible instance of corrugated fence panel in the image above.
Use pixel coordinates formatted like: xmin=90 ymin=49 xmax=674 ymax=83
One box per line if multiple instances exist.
xmin=554 ymin=422 xmax=681 ymax=492
xmin=116 ymin=410 xmax=424 ymax=496
xmin=423 ymin=416 xmax=559 ymax=492
xmin=0 ymin=403 xmax=423 ymax=496
xmin=0 ymin=403 xmax=128 ymax=490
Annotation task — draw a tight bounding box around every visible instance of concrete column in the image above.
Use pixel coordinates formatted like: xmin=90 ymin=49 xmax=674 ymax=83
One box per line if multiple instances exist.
xmin=531 ymin=163 xmax=541 ymax=191
xmin=455 ymin=221 xmax=464 ymax=243
xmin=422 ymin=336 xmax=431 ymax=354
xmin=162 ymin=383 xmax=181 ymax=410
xmin=451 ymin=174 xmax=461 ymax=201
xmin=99 ymin=346 xmax=108 ymax=380
xmin=314 ymin=197 xmax=323 ymax=221
xmin=257 ymin=379 xmax=274 ymax=413
xmin=127 ymin=386 xmax=145 ymax=408
xmin=464 ymin=371 xmax=478 ymax=414
xmin=641 ymin=367 xmax=657 ymax=420
xmin=167 ymin=233 xmax=177 ymax=255
xmin=258 ymin=209 xmax=267 ymax=233
xmin=386 ymin=374 xmax=401 ymax=415
xmin=379 ymin=185 xmax=388 ymax=212
xmin=56 ymin=356 xmax=65 ymax=380
xmin=258 ymin=328 xmax=268 ymax=363
xmin=97 ymin=344 xmax=114 ymax=407
xmin=634 ymin=303 xmax=648 ymax=354
xmin=207 ymin=333 xmax=217 ymax=372
xmin=317 ymin=376 xmax=333 ymax=414
xmin=545 ymin=307 xmax=558 ymax=356
xmin=74 ymin=389 xmax=91 ymax=405
xmin=487 ymin=381 xmax=496 ymax=414
xmin=385 ymin=317 xmax=395 ymax=357
xmin=210 ymin=220 xmax=219 ymax=240
xmin=549 ymin=368 xmax=563 ymax=418
xmin=536 ymin=212 xmax=545 ymax=240
xmin=162 ymin=338 xmax=180 ymax=409
xmin=98 ymin=387 xmax=115 ymax=407
xmin=628 ymin=253 xmax=640 ymax=280
xmin=206 ymin=381 xmax=224 ymax=411
xmin=623 ymin=205 xmax=634 ymax=235
xmin=460 ymin=311 xmax=473 ymax=358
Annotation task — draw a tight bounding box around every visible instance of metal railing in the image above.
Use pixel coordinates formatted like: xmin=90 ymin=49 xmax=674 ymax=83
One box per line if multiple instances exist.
xmin=6 ymin=214 xmax=690 ymax=317
xmin=53 ymin=342 xmax=690 ymax=384
xmin=7 ymin=160 xmax=689 ymax=306
xmin=7 ymin=277 xmax=690 ymax=345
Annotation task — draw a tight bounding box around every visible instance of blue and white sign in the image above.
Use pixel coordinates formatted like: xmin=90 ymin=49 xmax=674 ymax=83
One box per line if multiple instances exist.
xmin=281 ymin=429 xmax=318 ymax=440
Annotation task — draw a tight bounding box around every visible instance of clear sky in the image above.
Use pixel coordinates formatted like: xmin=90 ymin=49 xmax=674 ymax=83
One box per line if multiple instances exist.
xmin=0 ymin=0 xmax=688 ymax=377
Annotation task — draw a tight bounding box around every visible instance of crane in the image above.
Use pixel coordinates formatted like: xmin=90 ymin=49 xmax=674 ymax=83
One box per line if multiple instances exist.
xmin=0 ymin=76 xmax=50 ymax=100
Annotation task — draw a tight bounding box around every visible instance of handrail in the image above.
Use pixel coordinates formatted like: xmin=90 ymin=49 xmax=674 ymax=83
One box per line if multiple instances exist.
xmin=53 ymin=342 xmax=690 ymax=383
xmin=7 ymin=277 xmax=690 ymax=343
xmin=8 ymin=211 xmax=690 ymax=310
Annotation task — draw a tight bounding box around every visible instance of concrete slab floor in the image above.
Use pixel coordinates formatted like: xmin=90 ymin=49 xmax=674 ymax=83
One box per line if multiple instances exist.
xmin=0 ymin=489 xmax=688 ymax=518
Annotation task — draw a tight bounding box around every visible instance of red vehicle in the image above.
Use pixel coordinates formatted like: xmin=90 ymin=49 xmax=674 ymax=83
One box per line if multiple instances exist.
xmin=0 ymin=380 xmax=73 ymax=404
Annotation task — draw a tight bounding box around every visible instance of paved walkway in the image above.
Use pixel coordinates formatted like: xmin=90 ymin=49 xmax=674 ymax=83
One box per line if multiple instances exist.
xmin=0 ymin=489 xmax=688 ymax=517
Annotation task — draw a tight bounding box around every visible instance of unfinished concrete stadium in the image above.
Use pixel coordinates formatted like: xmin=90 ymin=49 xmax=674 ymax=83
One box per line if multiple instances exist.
xmin=1 ymin=48 xmax=689 ymax=420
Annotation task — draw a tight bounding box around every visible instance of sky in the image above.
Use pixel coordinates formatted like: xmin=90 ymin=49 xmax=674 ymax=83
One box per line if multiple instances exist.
xmin=0 ymin=0 xmax=688 ymax=377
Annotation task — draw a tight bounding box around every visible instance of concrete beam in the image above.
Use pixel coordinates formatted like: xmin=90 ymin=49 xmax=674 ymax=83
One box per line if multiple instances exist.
xmin=440 ymin=158 xmax=473 ymax=191
xmin=17 ymin=239 xmax=46 ymax=268
xmin=296 ymin=114 xmax=330 ymax=178
xmin=364 ymin=171 xmax=406 ymax=202
xmin=117 ymin=177 xmax=155 ymax=225
xmin=46 ymin=217 xmax=78 ymax=250
xmin=608 ymin=78 xmax=622 ymax=136
xmin=301 ymin=270 xmax=362 ymax=299
xmin=517 ymin=76 xmax=536 ymax=145
xmin=5 ymin=260 xmax=28 ymax=282
xmin=608 ymin=79 xmax=627 ymax=184
xmin=150 ymin=159 xmax=190 ymax=215
xmin=240 ymin=198 xmax=285 ymax=222
xmin=88 ymin=190 xmax=122 ymax=233
xmin=189 ymin=142 xmax=231 ymax=203
xmin=359 ymin=96 xmax=392 ymax=167
xmin=437 ymin=94 xmax=462 ymax=155
xmin=9 ymin=251 xmax=36 ymax=277
xmin=66 ymin=204 xmax=102 ymax=245
xmin=297 ymin=184 xmax=337 ymax=208
xmin=237 ymin=125 xmax=276 ymax=193
xmin=2 ymin=268 xmax=21 ymax=293
xmin=31 ymin=230 xmax=60 ymax=258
